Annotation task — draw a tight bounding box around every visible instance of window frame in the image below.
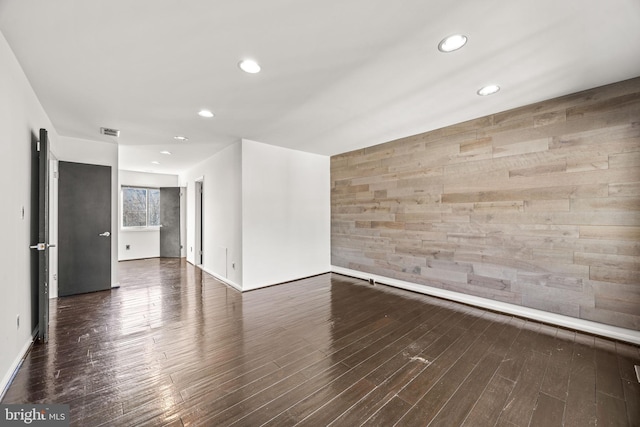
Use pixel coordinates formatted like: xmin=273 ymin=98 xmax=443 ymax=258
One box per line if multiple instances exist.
xmin=120 ymin=186 xmax=161 ymax=230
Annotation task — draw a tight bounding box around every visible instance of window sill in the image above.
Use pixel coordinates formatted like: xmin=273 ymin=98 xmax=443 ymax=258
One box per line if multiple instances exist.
xmin=120 ymin=227 xmax=161 ymax=232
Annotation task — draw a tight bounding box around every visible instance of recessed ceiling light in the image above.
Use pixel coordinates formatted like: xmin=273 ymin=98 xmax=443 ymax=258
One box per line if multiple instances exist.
xmin=160 ymin=150 xmax=172 ymax=155
xmin=173 ymin=136 xmax=188 ymax=141
xmin=438 ymin=34 xmax=468 ymax=52
xmin=239 ymin=59 xmax=261 ymax=74
xmin=477 ymin=84 xmax=500 ymax=96
xmin=151 ymin=161 xmax=160 ymax=165
xmin=198 ymin=109 xmax=214 ymax=118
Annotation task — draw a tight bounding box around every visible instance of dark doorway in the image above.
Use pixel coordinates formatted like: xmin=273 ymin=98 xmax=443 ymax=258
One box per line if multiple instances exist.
xmin=58 ymin=161 xmax=111 ymax=296
xmin=160 ymin=187 xmax=181 ymax=257
xmin=30 ymin=128 xmax=50 ymax=342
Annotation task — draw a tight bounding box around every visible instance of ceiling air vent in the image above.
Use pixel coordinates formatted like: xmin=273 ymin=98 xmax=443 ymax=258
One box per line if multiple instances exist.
xmin=100 ymin=127 xmax=120 ymax=137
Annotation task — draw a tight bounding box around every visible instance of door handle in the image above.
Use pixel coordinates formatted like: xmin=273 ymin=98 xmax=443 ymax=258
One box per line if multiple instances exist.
xmin=99 ymin=231 xmax=111 ymax=237
xmin=29 ymin=243 xmax=56 ymax=251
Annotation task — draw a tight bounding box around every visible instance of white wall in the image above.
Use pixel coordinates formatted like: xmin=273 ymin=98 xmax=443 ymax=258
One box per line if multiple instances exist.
xmin=0 ymin=30 xmax=58 ymax=395
xmin=241 ymin=139 xmax=330 ymax=290
xmin=54 ymin=136 xmax=119 ymax=287
xmin=118 ymin=170 xmax=179 ymax=261
xmin=180 ymin=142 xmax=243 ymax=288
xmin=180 ymin=139 xmax=330 ymax=291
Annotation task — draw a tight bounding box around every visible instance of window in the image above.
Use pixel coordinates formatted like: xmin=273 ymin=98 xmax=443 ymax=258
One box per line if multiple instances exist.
xmin=122 ymin=187 xmax=160 ymax=228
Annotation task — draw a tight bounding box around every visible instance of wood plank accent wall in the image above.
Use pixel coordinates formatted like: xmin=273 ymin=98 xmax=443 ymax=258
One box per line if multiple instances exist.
xmin=331 ymin=77 xmax=640 ymax=330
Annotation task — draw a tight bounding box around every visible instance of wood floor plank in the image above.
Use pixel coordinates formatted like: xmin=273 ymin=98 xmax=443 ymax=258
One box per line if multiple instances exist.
xmin=595 ymin=338 xmax=626 ymax=401
xmin=615 ymin=339 xmax=640 ymax=397
xmin=596 ymin=391 xmax=629 ymax=427
xmin=229 ymin=365 xmax=348 ymax=426
xmin=0 ymin=259 xmax=636 ymax=427
xmin=294 ymin=378 xmax=376 ymax=427
xmin=488 ymin=316 xmax=526 ymax=357
xmin=529 ymin=392 xmax=565 ymax=427
xmin=257 ymin=312 xmax=448 ymax=426
xmin=365 ymin=329 xmax=443 ymax=386
xmin=428 ymin=352 xmax=503 ymax=426
xmin=461 ymin=374 xmax=516 ymax=427
xmin=496 ymin=321 xmax=542 ymax=382
xmin=564 ymin=336 xmax=598 ymax=427
xmin=329 ymin=332 xmax=451 ymax=426
xmin=327 ymin=384 xmax=402 ymax=426
xmin=183 ymin=359 xmax=350 ymax=426
xmin=497 ymin=349 xmax=550 ymax=426
xmin=396 ymin=321 xmax=502 ymax=425
xmin=540 ymin=328 xmax=575 ymax=401
xmin=622 ymin=379 xmax=640 ymax=426
xmin=396 ymin=357 xmax=476 ymax=425
xmin=364 ymin=395 xmax=413 ymax=426
xmin=396 ymin=327 xmax=477 ymax=405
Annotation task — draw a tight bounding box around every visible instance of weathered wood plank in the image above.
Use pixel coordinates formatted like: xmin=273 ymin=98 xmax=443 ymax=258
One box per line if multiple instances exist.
xmin=572 ymin=196 xmax=640 ymax=212
xmin=610 ymin=182 xmax=640 ymax=197
xmin=580 ymin=225 xmax=640 ymax=241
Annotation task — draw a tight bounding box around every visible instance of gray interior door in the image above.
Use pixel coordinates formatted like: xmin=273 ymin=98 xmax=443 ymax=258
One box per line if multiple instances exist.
xmin=160 ymin=187 xmax=181 ymax=257
xmin=30 ymin=128 xmax=50 ymax=342
xmin=58 ymin=161 xmax=111 ymax=296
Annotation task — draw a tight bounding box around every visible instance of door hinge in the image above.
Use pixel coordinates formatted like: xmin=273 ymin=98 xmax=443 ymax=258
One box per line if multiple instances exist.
xmin=36 ymin=141 xmax=40 ymax=152
xmin=53 ymin=171 xmax=59 ymax=179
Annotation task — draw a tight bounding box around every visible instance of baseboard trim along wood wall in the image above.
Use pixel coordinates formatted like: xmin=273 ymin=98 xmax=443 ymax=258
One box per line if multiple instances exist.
xmin=332 ymin=266 xmax=640 ymax=345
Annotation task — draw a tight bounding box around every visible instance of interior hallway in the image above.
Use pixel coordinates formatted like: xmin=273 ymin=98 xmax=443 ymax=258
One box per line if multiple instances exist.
xmin=2 ymin=258 xmax=639 ymax=426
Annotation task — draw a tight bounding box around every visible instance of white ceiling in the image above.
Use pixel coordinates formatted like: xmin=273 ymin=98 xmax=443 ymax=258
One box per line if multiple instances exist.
xmin=1 ymin=0 xmax=640 ymax=175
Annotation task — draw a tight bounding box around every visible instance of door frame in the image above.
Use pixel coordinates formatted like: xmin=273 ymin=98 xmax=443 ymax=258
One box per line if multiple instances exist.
xmin=31 ymin=128 xmax=50 ymax=342
xmin=49 ymin=157 xmax=59 ymax=299
xmin=194 ymin=178 xmax=204 ymax=265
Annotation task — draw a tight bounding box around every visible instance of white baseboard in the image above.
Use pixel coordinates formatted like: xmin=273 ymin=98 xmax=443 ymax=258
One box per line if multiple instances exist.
xmin=0 ymin=330 xmax=36 ymax=401
xmin=198 ymin=265 xmax=242 ymax=292
xmin=332 ymin=266 xmax=640 ymax=345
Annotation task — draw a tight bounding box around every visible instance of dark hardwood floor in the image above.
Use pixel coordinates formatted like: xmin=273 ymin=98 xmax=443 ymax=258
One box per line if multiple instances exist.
xmin=2 ymin=258 xmax=639 ymax=426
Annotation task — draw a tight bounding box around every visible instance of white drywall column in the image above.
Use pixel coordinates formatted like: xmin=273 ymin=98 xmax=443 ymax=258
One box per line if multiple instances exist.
xmin=241 ymin=139 xmax=330 ymax=290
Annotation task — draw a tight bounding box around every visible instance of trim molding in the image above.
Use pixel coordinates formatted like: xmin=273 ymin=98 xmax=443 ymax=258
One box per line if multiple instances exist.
xmin=198 ymin=265 xmax=242 ymax=292
xmin=332 ymin=266 xmax=640 ymax=345
xmin=1 ymin=330 xmax=36 ymax=401
xmin=242 ymin=271 xmax=332 ymax=292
